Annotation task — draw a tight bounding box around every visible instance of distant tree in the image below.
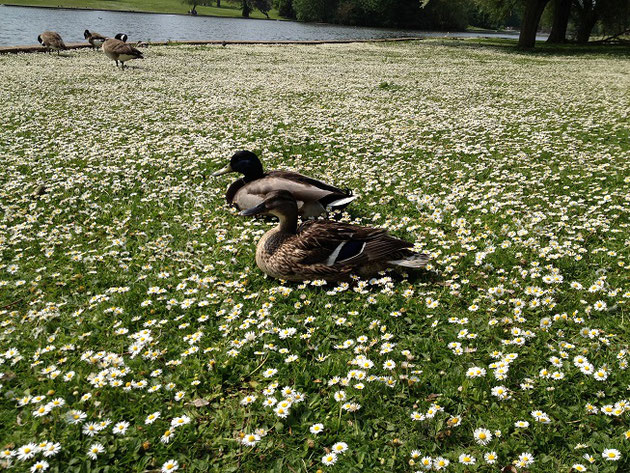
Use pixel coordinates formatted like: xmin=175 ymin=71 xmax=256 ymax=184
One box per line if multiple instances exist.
xmin=536 ymin=0 xmax=629 ymax=44
xmin=241 ymin=0 xmax=252 ymax=17
xmin=254 ymin=0 xmax=273 ymax=17
xmin=360 ymin=0 xmax=426 ymax=28
xmin=474 ymin=0 xmax=520 ymax=21
xmin=547 ymin=0 xmax=571 ymax=42
xmin=183 ymin=0 xmax=199 ymax=14
xmin=518 ymin=0 xmax=552 ymax=47
xmin=292 ymin=0 xmax=337 ymax=22
xmin=571 ymin=0 xmax=629 ymax=42
xmin=241 ymin=0 xmax=273 ymax=18
xmin=597 ymin=0 xmax=630 ymax=37
xmin=275 ymin=0 xmax=296 ymax=18
xmin=475 ymin=0 xmax=550 ymax=48
xmin=573 ymin=0 xmax=599 ymax=42
xmin=419 ymin=0 xmax=471 ymax=30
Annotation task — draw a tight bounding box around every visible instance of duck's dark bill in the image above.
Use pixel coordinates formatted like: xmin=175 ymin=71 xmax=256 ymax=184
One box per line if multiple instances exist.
xmin=211 ymin=164 xmax=233 ymax=177
xmin=240 ymin=203 xmax=266 ymax=216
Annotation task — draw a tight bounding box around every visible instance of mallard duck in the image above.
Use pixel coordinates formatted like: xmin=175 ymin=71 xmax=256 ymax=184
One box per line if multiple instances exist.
xmin=84 ymin=30 xmax=107 ymax=49
xmin=102 ymin=38 xmax=143 ymax=69
xmin=213 ymin=151 xmax=356 ymax=218
xmin=240 ymin=190 xmax=429 ymax=282
xmin=37 ymin=31 xmax=66 ymax=55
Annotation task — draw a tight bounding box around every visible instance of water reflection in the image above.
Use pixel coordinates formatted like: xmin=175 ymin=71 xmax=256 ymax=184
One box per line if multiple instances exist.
xmin=0 ymin=5 xmax=539 ymax=47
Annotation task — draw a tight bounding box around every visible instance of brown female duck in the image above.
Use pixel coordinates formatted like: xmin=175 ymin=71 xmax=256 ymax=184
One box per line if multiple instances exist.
xmin=240 ymin=190 xmax=429 ymax=282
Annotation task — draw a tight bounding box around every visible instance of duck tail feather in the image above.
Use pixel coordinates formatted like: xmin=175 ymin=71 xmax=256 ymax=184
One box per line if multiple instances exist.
xmin=388 ymin=253 xmax=430 ymax=269
xmin=328 ymin=195 xmax=357 ymax=208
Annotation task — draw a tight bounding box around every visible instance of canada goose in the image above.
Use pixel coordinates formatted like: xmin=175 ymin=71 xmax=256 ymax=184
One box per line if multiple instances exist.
xmin=213 ymin=151 xmax=357 ymax=218
xmin=37 ymin=31 xmax=66 ymax=55
xmin=84 ymin=30 xmax=107 ymax=49
xmin=114 ymin=33 xmax=128 ymax=43
xmin=240 ymin=191 xmax=429 ymax=282
xmin=102 ymin=38 xmax=143 ymax=69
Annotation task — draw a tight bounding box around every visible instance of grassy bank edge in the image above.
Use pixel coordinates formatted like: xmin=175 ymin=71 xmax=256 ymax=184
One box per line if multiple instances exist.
xmin=3 ymin=0 xmax=282 ymax=20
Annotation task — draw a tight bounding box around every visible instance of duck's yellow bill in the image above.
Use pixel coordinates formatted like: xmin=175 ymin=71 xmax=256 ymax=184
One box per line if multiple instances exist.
xmin=211 ymin=164 xmax=233 ymax=177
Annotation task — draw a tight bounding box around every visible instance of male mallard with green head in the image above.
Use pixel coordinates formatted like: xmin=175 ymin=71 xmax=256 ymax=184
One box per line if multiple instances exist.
xmin=240 ymin=190 xmax=429 ymax=282
xmin=213 ymin=151 xmax=356 ymax=218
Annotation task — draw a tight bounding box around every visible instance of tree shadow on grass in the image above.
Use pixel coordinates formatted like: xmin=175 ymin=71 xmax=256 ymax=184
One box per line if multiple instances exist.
xmin=391 ymin=267 xmax=443 ymax=286
xmin=431 ymin=37 xmax=630 ymax=59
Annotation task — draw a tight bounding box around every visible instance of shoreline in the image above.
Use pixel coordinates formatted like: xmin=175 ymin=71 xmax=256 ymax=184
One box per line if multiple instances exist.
xmin=1 ymin=3 xmax=281 ymax=21
xmin=0 ymin=4 xmax=534 ymax=49
xmin=0 ymin=37 xmax=425 ymax=54
xmin=1 ymin=4 xmax=507 ymax=33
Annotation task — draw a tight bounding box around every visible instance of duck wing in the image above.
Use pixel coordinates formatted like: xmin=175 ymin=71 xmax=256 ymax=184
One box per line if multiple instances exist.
xmin=244 ymin=171 xmax=352 ymax=204
xmin=295 ymin=221 xmax=413 ymax=267
xmin=269 ymin=170 xmax=350 ymax=195
xmin=226 ymin=178 xmax=246 ymax=206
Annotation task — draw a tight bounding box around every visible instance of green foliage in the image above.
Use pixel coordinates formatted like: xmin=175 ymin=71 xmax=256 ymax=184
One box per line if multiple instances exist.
xmin=8 ymin=0 xmax=282 ymax=20
xmin=291 ymin=0 xmax=475 ymax=28
xmin=598 ymin=0 xmax=630 ymax=36
xmin=572 ymin=0 xmax=630 ymax=40
xmin=292 ymin=0 xmax=337 ymax=22
xmin=417 ymin=0 xmax=471 ymax=29
xmin=254 ymin=0 xmax=273 ymax=17
xmin=473 ymin=0 xmax=523 ymax=26
xmin=274 ymin=0 xmax=296 ymax=18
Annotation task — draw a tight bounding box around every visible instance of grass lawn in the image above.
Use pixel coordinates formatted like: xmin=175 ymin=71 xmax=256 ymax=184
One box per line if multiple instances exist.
xmin=5 ymin=0 xmax=282 ymax=20
xmin=0 ymin=39 xmax=629 ymax=472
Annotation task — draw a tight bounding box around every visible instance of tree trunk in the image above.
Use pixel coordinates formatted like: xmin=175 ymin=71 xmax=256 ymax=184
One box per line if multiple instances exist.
xmin=547 ymin=0 xmax=571 ymax=43
xmin=576 ymin=10 xmax=598 ymax=43
xmin=518 ymin=0 xmax=552 ymax=48
xmin=242 ymin=0 xmax=251 ymax=17
xmin=216 ymin=0 xmax=220 ymax=7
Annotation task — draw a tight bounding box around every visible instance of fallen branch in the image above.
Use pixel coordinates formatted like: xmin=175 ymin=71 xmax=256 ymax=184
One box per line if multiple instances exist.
xmin=591 ymin=28 xmax=630 ymax=44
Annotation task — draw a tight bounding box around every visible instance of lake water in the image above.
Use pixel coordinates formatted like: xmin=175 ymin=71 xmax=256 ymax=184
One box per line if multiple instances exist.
xmin=0 ymin=5 xmax=542 ymax=47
